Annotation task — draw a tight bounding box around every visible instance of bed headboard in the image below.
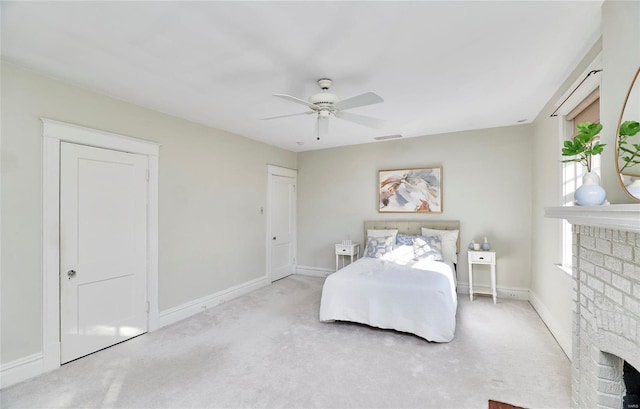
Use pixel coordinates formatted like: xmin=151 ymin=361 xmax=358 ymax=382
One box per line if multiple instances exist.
xmin=363 ymin=220 xmax=460 ymax=253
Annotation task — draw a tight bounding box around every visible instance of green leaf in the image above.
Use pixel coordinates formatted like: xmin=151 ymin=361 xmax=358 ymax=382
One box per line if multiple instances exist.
xmin=575 ymin=133 xmax=593 ymax=144
xmin=577 ymin=122 xmax=602 ymax=137
xmin=620 ymin=120 xmax=640 ymax=137
xmin=590 ymin=144 xmax=606 ymax=155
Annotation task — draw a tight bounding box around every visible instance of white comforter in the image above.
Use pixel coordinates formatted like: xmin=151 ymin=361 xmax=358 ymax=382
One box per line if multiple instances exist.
xmin=319 ymin=254 xmax=458 ymax=342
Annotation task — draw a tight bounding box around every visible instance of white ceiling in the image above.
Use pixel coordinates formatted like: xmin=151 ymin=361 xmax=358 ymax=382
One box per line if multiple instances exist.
xmin=1 ymin=1 xmax=602 ymax=152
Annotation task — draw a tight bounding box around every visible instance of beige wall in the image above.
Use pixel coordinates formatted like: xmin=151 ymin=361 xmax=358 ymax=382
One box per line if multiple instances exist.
xmin=0 ymin=62 xmax=297 ymax=364
xmin=297 ymin=125 xmax=533 ymax=293
xmin=529 ymin=0 xmax=640 ymax=358
xmin=529 ymin=41 xmax=603 ymax=358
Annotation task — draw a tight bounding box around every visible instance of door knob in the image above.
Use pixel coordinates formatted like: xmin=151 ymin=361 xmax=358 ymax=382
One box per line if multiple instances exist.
xmin=67 ymin=269 xmax=76 ymax=279
xmin=272 ymin=237 xmax=277 ymax=240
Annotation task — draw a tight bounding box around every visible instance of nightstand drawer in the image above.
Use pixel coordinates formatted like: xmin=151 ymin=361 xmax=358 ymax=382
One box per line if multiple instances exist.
xmin=335 ymin=245 xmax=355 ymax=254
xmin=469 ymin=252 xmax=494 ymax=263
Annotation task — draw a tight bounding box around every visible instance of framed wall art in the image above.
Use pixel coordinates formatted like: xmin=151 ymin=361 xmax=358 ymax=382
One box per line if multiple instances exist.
xmin=378 ymin=167 xmax=442 ymax=213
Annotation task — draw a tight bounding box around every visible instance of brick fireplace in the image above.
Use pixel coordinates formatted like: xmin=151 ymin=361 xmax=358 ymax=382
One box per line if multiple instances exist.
xmin=547 ymin=205 xmax=640 ymax=408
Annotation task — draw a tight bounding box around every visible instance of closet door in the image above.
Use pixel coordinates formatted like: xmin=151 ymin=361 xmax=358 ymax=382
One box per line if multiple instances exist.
xmin=268 ymin=167 xmax=297 ymax=282
xmin=60 ymin=142 xmax=148 ymax=363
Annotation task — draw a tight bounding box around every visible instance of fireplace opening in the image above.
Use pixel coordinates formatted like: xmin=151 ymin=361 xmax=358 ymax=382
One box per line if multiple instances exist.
xmin=624 ymin=361 xmax=640 ymax=409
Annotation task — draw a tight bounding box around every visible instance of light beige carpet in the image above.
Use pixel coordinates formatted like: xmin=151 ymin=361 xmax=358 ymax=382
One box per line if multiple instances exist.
xmin=1 ymin=275 xmax=571 ymax=408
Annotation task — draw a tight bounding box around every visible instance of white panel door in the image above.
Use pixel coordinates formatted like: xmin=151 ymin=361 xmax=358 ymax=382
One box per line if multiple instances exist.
xmin=60 ymin=142 xmax=148 ymax=363
xmin=270 ymin=174 xmax=296 ymax=282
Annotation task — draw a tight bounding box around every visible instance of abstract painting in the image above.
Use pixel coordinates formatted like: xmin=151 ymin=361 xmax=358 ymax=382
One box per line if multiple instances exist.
xmin=378 ymin=167 xmax=442 ymax=213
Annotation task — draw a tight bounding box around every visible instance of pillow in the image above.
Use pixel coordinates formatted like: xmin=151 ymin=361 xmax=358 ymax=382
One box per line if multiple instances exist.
xmin=421 ymin=228 xmax=459 ymax=264
xmin=364 ymin=235 xmax=395 ymax=258
xmin=367 ymin=229 xmax=399 ymax=244
xmin=412 ymin=235 xmax=444 ymax=261
xmin=384 ymin=244 xmax=415 ymax=263
xmin=395 ymin=233 xmax=415 ymax=246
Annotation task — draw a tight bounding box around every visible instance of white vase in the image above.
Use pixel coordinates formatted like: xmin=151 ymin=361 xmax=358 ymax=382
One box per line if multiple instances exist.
xmin=626 ymin=179 xmax=640 ymax=199
xmin=575 ymin=171 xmax=606 ymax=206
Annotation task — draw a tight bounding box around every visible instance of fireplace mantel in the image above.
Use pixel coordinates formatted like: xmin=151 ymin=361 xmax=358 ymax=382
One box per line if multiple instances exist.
xmin=545 ymin=204 xmax=640 ymax=233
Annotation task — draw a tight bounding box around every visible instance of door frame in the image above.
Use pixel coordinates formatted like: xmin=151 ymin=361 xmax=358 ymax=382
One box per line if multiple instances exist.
xmin=266 ymin=165 xmax=297 ymax=282
xmin=41 ymin=118 xmax=160 ymax=372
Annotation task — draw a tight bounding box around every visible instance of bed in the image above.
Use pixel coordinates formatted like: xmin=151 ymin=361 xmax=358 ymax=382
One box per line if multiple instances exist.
xmin=319 ymin=220 xmax=460 ymax=342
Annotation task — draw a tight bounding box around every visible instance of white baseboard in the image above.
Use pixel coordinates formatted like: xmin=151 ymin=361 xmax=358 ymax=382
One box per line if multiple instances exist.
xmin=158 ymin=276 xmax=269 ymax=328
xmin=496 ymin=286 xmax=530 ymax=301
xmin=0 ymin=353 xmax=43 ymax=389
xmin=456 ymin=283 xmax=530 ymax=301
xmin=0 ymin=276 xmax=270 ymax=389
xmin=529 ymin=290 xmax=572 ymax=360
xmin=295 ymin=265 xmax=334 ymax=278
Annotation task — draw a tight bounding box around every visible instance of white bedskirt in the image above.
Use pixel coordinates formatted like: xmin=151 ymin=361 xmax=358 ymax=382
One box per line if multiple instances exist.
xmin=319 ymin=257 xmax=457 ymax=342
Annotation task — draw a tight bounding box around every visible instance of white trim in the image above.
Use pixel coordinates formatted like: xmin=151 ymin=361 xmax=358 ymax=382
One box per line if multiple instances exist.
xmin=266 ymin=165 xmax=298 ymax=283
xmin=529 ymin=290 xmax=572 ymax=360
xmin=545 ymin=204 xmax=640 ymax=233
xmin=41 ymin=118 xmax=160 ymax=373
xmin=496 ymin=286 xmax=529 ymax=301
xmin=42 ymin=135 xmax=62 ymax=370
xmin=147 ymin=154 xmax=160 ymax=331
xmin=457 ymin=283 xmax=530 ymax=301
xmin=41 ymin=118 xmax=160 ymax=154
xmin=554 ymin=263 xmax=573 ymax=276
xmin=158 ymin=276 xmax=269 ymax=328
xmin=0 ymin=353 xmax=43 ymax=389
xmin=296 ymin=265 xmax=334 ymax=278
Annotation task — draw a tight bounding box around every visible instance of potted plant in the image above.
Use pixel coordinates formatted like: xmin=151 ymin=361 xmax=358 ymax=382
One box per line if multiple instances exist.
xmin=561 ymin=122 xmax=607 ymax=206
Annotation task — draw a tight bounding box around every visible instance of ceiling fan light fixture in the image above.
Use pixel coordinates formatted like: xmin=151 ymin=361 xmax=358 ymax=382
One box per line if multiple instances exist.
xmin=308 ymin=92 xmax=339 ymax=105
xmin=308 ymin=78 xmax=339 ymax=105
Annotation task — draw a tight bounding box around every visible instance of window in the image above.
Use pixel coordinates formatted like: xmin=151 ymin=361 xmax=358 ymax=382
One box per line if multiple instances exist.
xmin=561 ymin=89 xmax=600 ymax=269
xmin=551 ymin=54 xmax=601 ymax=272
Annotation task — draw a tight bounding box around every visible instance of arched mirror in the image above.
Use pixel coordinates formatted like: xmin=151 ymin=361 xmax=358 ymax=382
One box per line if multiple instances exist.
xmin=617 ymin=67 xmax=640 ymax=201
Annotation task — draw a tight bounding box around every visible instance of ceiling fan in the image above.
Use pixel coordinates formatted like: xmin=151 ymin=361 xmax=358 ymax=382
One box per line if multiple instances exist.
xmin=262 ymin=78 xmax=385 ymax=140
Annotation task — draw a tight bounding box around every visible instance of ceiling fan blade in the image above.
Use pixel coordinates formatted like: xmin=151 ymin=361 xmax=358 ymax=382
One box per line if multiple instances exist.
xmin=336 ymin=111 xmax=386 ymax=128
xmin=261 ymin=111 xmax=314 ymax=120
xmin=315 ymin=117 xmax=329 ymax=140
xmin=273 ymin=94 xmax=318 ymax=110
xmin=334 ymin=91 xmax=384 ymax=111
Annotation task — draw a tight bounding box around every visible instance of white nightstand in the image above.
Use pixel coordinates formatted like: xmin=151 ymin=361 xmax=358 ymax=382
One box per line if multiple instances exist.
xmin=467 ymin=250 xmax=497 ymax=304
xmin=335 ymin=243 xmax=360 ymax=271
